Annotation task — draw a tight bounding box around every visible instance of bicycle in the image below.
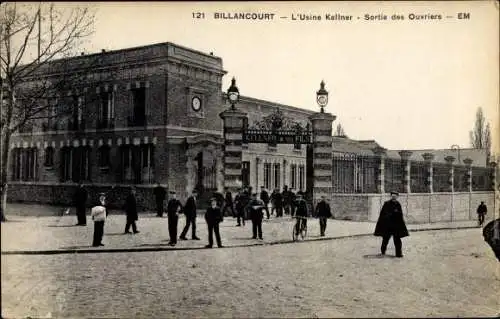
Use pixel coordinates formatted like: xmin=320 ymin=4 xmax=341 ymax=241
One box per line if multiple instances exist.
xmin=292 ymin=215 xmax=308 ymax=241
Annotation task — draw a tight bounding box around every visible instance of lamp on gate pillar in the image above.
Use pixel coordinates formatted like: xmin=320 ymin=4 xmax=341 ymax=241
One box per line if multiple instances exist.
xmin=227 ymin=77 xmax=240 ymax=110
xmin=316 ymin=80 xmax=329 ymax=113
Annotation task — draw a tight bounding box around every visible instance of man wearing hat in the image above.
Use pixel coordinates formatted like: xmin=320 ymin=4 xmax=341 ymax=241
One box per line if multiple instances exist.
xmin=374 ymin=191 xmax=409 ymax=257
xmin=246 ymin=193 xmax=265 ymax=239
xmin=166 ymin=191 xmax=183 ymax=246
xmin=179 ymin=190 xmax=200 ymax=240
xmin=260 ymin=186 xmax=270 ymax=219
xmin=314 ymin=195 xmax=332 ymax=237
xmin=124 ymin=187 xmax=140 ymax=234
xmin=153 ymin=183 xmax=166 ymax=217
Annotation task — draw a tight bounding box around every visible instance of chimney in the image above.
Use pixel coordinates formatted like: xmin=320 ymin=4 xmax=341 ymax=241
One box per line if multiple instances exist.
xmin=210 ymin=52 xmax=213 ymax=55
xmin=101 ymin=49 xmax=106 ymax=53
xmin=81 ymin=52 xmax=85 ymax=56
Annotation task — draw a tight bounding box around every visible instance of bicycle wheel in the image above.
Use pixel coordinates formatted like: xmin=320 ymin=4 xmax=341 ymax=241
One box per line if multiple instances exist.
xmin=292 ymin=224 xmax=298 ymax=241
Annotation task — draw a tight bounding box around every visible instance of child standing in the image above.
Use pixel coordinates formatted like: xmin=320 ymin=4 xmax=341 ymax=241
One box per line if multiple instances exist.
xmin=91 ymin=193 xmax=107 ymax=247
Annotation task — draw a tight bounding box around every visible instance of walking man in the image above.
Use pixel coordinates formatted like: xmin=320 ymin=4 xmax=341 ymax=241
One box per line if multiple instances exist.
xmin=235 ymin=188 xmax=249 ymax=226
xmin=315 ymin=195 xmax=332 ymax=236
xmin=180 ymin=190 xmax=200 ymax=240
xmin=247 ymin=193 xmax=265 ymax=240
xmin=73 ymin=184 xmax=88 ymax=226
xmin=124 ymin=187 xmax=140 ymax=234
xmin=374 ymin=191 xmax=409 ymax=258
xmin=91 ymin=193 xmax=107 ymax=247
xmin=260 ymin=186 xmax=270 ymax=219
xmin=166 ymin=191 xmax=183 ymax=246
xmin=282 ymin=185 xmax=292 ymax=216
xmin=204 ymin=197 xmax=224 ymax=248
xmin=271 ymin=188 xmax=283 ymax=217
xmin=477 ymin=201 xmax=488 ymax=227
xmin=223 ymin=187 xmax=235 ymax=217
xmin=154 ymin=183 xmax=166 ymax=217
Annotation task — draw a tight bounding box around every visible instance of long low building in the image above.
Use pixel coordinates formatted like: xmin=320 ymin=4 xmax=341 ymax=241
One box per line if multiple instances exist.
xmin=6 ymin=41 xmax=496 ymax=212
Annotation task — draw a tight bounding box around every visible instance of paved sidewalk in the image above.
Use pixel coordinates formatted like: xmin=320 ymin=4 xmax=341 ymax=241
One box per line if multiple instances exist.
xmin=1 ymin=210 xmax=481 ymax=253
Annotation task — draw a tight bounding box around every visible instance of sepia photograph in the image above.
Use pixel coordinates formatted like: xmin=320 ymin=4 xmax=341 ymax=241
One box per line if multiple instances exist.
xmin=1 ymin=1 xmax=499 ymax=318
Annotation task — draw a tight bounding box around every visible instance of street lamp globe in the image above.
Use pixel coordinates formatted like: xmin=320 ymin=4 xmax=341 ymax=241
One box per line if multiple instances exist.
xmin=316 ymin=80 xmax=328 ymax=113
xmin=227 ymin=77 xmax=240 ymax=110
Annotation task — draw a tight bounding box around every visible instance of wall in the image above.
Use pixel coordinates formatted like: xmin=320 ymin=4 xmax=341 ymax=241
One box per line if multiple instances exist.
xmin=331 ymin=192 xmax=495 ymax=223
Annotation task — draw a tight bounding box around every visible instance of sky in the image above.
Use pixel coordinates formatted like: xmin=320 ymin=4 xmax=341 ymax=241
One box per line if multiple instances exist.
xmin=14 ymin=1 xmax=500 ymax=152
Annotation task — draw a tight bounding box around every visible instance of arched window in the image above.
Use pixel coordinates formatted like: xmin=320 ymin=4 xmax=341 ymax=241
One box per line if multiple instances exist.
xmin=44 ymin=147 xmax=54 ymax=167
xmin=98 ymin=145 xmax=111 ymax=169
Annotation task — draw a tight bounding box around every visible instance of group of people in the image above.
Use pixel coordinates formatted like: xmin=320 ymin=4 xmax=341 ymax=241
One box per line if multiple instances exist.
xmin=74 ymin=183 xmax=491 ymax=258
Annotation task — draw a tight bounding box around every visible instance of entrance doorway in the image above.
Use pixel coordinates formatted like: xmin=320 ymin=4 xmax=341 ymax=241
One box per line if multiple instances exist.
xmin=194 ymin=150 xmax=217 ymax=206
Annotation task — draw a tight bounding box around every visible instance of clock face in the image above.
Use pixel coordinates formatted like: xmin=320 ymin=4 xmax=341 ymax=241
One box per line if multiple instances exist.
xmin=317 ymin=95 xmax=328 ymax=107
xmin=191 ymin=96 xmax=202 ymax=112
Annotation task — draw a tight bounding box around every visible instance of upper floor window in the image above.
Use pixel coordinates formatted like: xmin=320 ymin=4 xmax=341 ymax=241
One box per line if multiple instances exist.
xmin=290 ymin=164 xmax=297 ymax=190
xmin=264 ymin=163 xmax=272 ymax=190
xmin=69 ymin=95 xmax=85 ymax=131
xmin=129 ymin=87 xmax=146 ymax=127
xmin=97 ymin=91 xmax=114 ymax=129
xmin=273 ymin=163 xmax=281 ymax=189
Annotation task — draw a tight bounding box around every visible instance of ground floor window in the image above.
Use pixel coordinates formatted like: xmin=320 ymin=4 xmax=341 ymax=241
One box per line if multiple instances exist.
xmin=298 ymin=164 xmax=305 ymax=191
xmin=273 ymin=163 xmax=281 ymax=190
xmin=60 ymin=146 xmax=91 ymax=182
xmin=11 ymin=147 xmax=38 ymax=181
xmin=290 ymin=164 xmax=297 ymax=189
xmin=120 ymin=144 xmax=155 ymax=184
xmin=264 ymin=163 xmax=271 ymax=190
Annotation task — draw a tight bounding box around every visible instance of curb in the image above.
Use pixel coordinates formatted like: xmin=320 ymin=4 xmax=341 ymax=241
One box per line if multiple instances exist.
xmin=0 ymin=225 xmax=479 ymax=256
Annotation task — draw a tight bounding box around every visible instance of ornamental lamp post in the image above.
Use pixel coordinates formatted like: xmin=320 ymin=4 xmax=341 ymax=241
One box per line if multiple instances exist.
xmin=227 ymin=77 xmax=240 ymax=110
xmin=451 ymin=144 xmax=460 ymax=163
xmin=316 ymin=80 xmax=329 ymax=113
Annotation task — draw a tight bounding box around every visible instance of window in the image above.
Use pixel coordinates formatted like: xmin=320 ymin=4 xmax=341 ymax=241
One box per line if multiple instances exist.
xmin=294 ymin=143 xmax=301 ymax=151
xmin=130 ymin=87 xmax=146 ymax=126
xmin=264 ymin=163 xmax=272 ymax=190
xmin=273 ymin=163 xmax=281 ymax=189
xmin=98 ymin=145 xmax=111 ymax=168
xmin=242 ymin=161 xmax=250 ymax=187
xmin=298 ymin=165 xmax=305 ymax=191
xmin=60 ymin=146 xmax=91 ymax=182
xmin=70 ymin=95 xmax=85 ymax=130
xmin=44 ymin=147 xmax=54 ymax=167
xmin=290 ymin=164 xmax=297 ymax=189
xmin=11 ymin=148 xmax=38 ymax=181
xmin=43 ymin=98 xmax=58 ymax=131
xmin=120 ymin=144 xmax=155 ymax=184
xmin=98 ymin=92 xmax=114 ymax=129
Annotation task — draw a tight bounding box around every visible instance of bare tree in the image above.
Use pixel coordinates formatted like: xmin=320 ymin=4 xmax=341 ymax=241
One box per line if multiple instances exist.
xmin=469 ymin=107 xmax=491 ymax=152
xmin=334 ymin=123 xmax=347 ymax=137
xmin=1 ymin=3 xmax=95 ymax=222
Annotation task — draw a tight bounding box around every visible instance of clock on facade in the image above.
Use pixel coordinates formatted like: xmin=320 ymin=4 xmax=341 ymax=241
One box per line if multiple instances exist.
xmin=191 ymin=96 xmax=202 ymax=112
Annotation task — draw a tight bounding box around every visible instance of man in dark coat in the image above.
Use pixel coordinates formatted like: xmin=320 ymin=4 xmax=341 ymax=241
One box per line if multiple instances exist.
xmin=204 ymin=197 xmax=224 ymax=248
xmin=477 ymin=201 xmax=488 ymax=227
xmin=271 ymin=188 xmax=283 ymax=217
xmin=213 ymin=191 xmax=225 ymax=211
xmin=374 ymin=191 xmax=409 ymax=257
xmin=153 ymin=184 xmax=166 ymax=217
xmin=179 ymin=190 xmax=200 ymax=240
xmin=166 ymin=191 xmax=183 ymax=246
xmin=124 ymin=187 xmax=139 ymax=234
xmin=235 ymin=188 xmax=249 ymax=226
xmin=315 ymin=195 xmax=332 ymax=236
xmin=482 ymin=218 xmax=500 ymax=262
xmin=73 ymin=184 xmax=88 ymax=226
xmin=223 ymin=188 xmax=234 ymax=217
xmin=260 ymin=186 xmax=270 ymax=219
xmin=246 ymin=193 xmax=265 ymax=240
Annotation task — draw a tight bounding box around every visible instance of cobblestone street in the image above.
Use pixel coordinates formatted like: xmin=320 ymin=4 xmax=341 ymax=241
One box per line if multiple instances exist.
xmin=2 ymin=218 xmax=499 ymax=318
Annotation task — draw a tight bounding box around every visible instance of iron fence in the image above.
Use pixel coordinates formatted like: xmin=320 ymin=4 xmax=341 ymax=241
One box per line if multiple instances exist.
xmin=384 ymin=158 xmax=404 ymax=193
xmin=332 ymin=153 xmax=378 ymax=193
xmin=471 ymin=166 xmax=492 ymax=191
xmin=410 ymin=161 xmax=427 ymax=193
xmin=433 ymin=163 xmax=450 ymax=192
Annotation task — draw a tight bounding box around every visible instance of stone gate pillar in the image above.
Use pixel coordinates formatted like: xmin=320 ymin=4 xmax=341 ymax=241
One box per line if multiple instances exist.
xmin=463 ymin=158 xmax=473 ymax=192
xmin=445 ymin=156 xmax=455 ymax=192
xmin=219 ymin=109 xmax=248 ymax=194
xmin=398 ymin=150 xmax=413 ymax=193
xmin=490 ymin=161 xmax=497 ymax=191
xmin=308 ymin=112 xmax=336 ymax=204
xmin=373 ymin=147 xmax=387 ymax=193
xmin=422 ymin=153 xmax=435 ymax=193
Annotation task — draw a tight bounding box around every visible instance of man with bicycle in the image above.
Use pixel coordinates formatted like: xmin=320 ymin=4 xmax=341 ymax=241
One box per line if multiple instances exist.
xmin=294 ymin=193 xmax=308 ymax=237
